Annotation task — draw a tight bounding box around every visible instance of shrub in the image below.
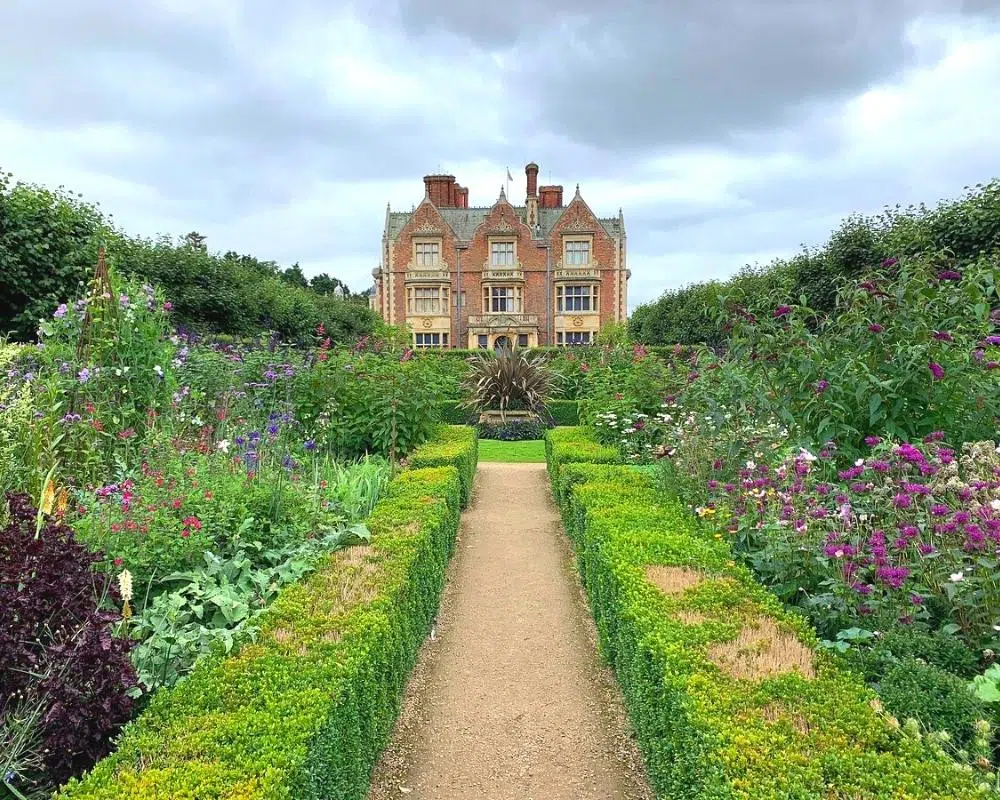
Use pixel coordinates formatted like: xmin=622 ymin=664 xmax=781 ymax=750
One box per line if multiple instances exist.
xmin=435 ymin=400 xmax=476 ymax=425
xmin=878 ymin=659 xmax=989 ymax=752
xmin=549 ymin=465 xmax=989 ymax=798
xmin=546 ymin=399 xmax=579 ymax=426
xmin=1 ymin=493 xmax=137 ymax=795
xmin=544 ymin=427 xmax=620 ymax=485
xmin=406 ymin=425 xmax=478 ymax=508
xmin=56 ymin=466 xmax=462 ymax=800
xmin=462 ymin=348 xmax=556 ymax=419
xmin=840 ymin=629 xmax=981 ymax=683
xmin=477 ymin=417 xmax=546 ymax=441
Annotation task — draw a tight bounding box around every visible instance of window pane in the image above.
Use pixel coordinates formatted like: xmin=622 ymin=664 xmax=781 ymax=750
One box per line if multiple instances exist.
xmin=517 ymin=334 xmax=528 ymax=347
xmin=478 ymin=335 xmax=488 ymax=349
xmin=565 ymin=240 xmax=590 ymax=265
xmin=491 ymin=241 xmax=515 ymax=266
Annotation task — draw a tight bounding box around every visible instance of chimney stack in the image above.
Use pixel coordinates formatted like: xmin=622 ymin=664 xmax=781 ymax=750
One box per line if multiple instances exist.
xmin=423 ymin=174 xmax=458 ymax=207
xmin=539 ymin=185 xmax=563 ymax=209
xmin=525 ymin=162 xmax=539 ymax=198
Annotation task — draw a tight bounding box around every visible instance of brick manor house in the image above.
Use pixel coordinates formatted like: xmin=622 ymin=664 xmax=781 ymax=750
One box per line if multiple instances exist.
xmin=369 ymin=162 xmax=629 ymax=349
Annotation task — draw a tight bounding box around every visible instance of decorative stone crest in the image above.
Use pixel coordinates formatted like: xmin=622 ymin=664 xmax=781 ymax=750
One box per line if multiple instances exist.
xmin=413 ymin=221 xmax=444 ymax=235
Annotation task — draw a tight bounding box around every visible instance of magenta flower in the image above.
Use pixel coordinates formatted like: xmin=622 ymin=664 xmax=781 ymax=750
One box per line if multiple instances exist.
xmin=928 ymin=362 xmax=945 ymax=380
xmin=882 ymin=257 xmax=899 ymax=268
xmin=864 ymin=435 xmax=882 ymax=447
xmin=983 ymin=335 xmax=1000 ymax=346
xmin=868 ymin=323 xmax=884 ymax=333
xmin=163 ymin=301 xmax=173 ymax=311
xmin=932 ymin=331 xmax=953 ymax=342
xmin=773 ymin=305 xmax=792 ymax=318
xmin=892 ymin=493 xmax=912 ymax=509
xmin=930 ymin=504 xmax=949 ymax=517
xmin=814 ymin=379 xmax=829 ymax=394
xmin=937 ymin=270 xmax=962 ymax=281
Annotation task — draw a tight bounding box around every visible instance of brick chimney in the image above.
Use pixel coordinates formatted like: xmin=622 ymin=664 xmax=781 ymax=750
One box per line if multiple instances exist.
xmin=539 ymin=185 xmax=563 ymax=209
xmin=457 ymin=186 xmax=469 ymax=209
xmin=525 ymin=163 xmax=539 ymax=228
xmin=423 ymin=174 xmax=457 ymax=207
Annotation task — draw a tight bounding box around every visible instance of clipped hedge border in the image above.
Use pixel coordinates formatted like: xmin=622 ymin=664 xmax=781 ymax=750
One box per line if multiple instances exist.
xmin=58 ymin=428 xmax=478 ymax=799
xmin=546 ymin=399 xmax=580 ymax=426
xmin=436 ymin=400 xmax=579 ymax=427
xmin=550 ymin=461 xmax=987 ymax=799
xmin=545 ymin=426 xmax=621 ymax=485
xmin=407 ymin=425 xmax=478 ymax=508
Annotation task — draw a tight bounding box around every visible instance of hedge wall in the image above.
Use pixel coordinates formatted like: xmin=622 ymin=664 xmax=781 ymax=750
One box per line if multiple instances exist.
xmin=545 ymin=426 xmax=621 ymax=485
xmin=406 ymin=425 xmax=479 ymax=508
xmin=435 ymin=401 xmax=579 ymax=428
xmin=58 ymin=427 xmax=480 ymax=799
xmin=545 ymin=449 xmax=988 ymax=798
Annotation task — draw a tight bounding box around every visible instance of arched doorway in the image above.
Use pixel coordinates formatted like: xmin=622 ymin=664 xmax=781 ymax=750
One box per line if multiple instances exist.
xmin=494 ymin=335 xmax=512 ymax=353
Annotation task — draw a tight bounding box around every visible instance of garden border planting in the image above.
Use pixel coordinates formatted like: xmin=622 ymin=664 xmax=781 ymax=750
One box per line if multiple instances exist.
xmin=545 ymin=429 xmax=988 ymax=799
xmin=57 ymin=428 xmax=478 ymax=799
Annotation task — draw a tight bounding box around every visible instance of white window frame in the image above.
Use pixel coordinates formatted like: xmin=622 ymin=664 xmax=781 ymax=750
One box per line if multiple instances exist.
xmin=563 ymin=237 xmax=592 ymax=266
xmin=557 ymin=331 xmax=592 ymax=346
xmin=413 ymin=239 xmax=441 ymax=267
xmin=556 ymin=284 xmax=598 ymax=313
xmin=407 ymin=285 xmax=449 ymax=314
xmin=490 ymin=239 xmax=516 ymax=266
xmin=483 ymin=285 xmax=522 ymax=313
xmin=414 ymin=332 xmax=448 ymax=349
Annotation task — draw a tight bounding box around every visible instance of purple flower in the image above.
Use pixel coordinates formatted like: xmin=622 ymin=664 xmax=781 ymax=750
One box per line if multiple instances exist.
xmin=917 ymin=543 xmax=935 ymax=555
xmin=119 ymin=294 xmax=131 ymax=308
xmin=54 ymin=303 xmax=68 ymax=318
xmin=928 ymin=362 xmax=945 ymax=380
xmin=814 ymin=379 xmax=830 ymax=394
xmin=868 ymin=323 xmax=884 ymax=333
xmin=882 ymin=257 xmax=899 ymax=268
xmin=937 ymin=270 xmax=962 ymax=281
xmin=930 ymin=504 xmax=949 ymax=517
xmin=973 ymin=348 xmax=986 ymax=362
xmin=865 ymin=436 xmax=882 ymax=447
xmin=303 ymin=439 xmax=317 ymax=451
xmin=78 ymin=367 xmax=91 ymax=383
xmin=892 ymin=493 xmax=913 ymax=509
xmin=876 ymin=565 xmax=911 ymax=590
xmin=983 ymin=335 xmax=1000 ymax=346
xmin=870 ymin=460 xmax=890 ymax=473
xmin=774 ymin=305 xmax=792 ymax=318
xmin=932 ymin=331 xmax=953 ymax=342
xmin=163 ymin=301 xmax=173 ymax=311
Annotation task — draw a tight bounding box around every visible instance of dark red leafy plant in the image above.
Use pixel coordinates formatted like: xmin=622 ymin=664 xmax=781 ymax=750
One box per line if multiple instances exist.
xmin=1 ymin=492 xmax=138 ymax=788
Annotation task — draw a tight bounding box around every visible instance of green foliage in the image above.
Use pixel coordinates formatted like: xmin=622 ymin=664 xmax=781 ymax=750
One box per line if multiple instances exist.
xmin=434 ymin=400 xmax=476 ymax=425
xmin=878 ymin=659 xmax=989 ymax=752
xmin=476 ymin=417 xmax=547 ymax=441
xmin=839 ymin=629 xmax=980 ymax=683
xmin=549 ymin=463 xmax=990 ymax=799
xmin=293 ymin=349 xmax=439 ymax=461
xmin=406 ymin=425 xmax=478 ymax=508
xmin=631 ymin=179 xmax=1000 ymax=347
xmin=0 ymin=170 xmax=375 ymax=345
xmin=546 ymin=399 xmax=580 ymax=426
xmin=461 ymin=348 xmax=557 ymax=419
xmin=56 ymin=465 xmax=462 ymax=800
xmin=544 ymin=427 xmax=621 ymax=486
xmin=0 ymin=341 xmax=32 ymax=494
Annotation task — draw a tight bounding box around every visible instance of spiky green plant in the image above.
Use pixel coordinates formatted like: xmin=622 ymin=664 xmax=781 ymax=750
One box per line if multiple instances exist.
xmin=461 ymin=348 xmax=557 ymax=421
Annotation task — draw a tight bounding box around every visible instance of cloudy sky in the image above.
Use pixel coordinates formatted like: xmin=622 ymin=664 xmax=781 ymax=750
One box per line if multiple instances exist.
xmin=2 ymin=1 xmax=999 ymax=309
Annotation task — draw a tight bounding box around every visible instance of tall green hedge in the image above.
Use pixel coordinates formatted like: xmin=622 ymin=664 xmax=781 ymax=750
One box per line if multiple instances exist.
xmin=546 ymin=459 xmax=989 ymax=798
xmin=406 ymin=425 xmax=479 ymax=508
xmin=57 ymin=464 xmax=463 ymax=799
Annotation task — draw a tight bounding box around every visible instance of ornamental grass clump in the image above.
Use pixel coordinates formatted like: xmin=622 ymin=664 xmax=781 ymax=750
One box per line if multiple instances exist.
xmin=461 ymin=348 xmax=556 ymax=422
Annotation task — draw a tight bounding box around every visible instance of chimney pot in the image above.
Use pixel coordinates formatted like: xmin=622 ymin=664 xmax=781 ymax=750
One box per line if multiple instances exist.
xmin=525 ymin=162 xmax=539 ymax=198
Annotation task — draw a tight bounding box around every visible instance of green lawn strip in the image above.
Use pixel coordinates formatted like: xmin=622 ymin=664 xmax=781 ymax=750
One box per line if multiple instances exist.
xmin=477 ymin=439 xmax=547 ymax=463
xmin=549 ymin=461 xmax=987 ymax=799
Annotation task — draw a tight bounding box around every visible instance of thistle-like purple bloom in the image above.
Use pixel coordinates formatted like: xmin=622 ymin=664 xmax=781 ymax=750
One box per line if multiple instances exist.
xmin=932 ymin=331 xmax=953 ymax=342
xmin=937 ymin=270 xmax=962 ymax=281
xmin=868 ymin=323 xmax=884 ymax=333
xmin=928 ymin=362 xmax=945 ymax=380
xmin=303 ymin=439 xmax=317 ymax=451
xmin=814 ymin=379 xmax=830 ymax=393
xmin=774 ymin=305 xmax=792 ymax=318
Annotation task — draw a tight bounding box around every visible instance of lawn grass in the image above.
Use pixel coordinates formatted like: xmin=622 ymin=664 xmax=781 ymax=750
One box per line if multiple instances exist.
xmin=477 ymin=439 xmax=547 ymax=463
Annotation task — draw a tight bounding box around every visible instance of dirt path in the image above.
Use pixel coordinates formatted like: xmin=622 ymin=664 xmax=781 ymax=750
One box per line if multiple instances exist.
xmin=368 ymin=463 xmax=652 ymax=800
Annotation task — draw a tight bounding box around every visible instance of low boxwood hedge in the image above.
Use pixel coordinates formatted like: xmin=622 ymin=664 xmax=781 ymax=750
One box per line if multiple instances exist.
xmin=544 ymin=426 xmax=621 ymax=484
xmin=406 ymin=425 xmax=478 ymax=508
xmin=57 ymin=465 xmax=464 ymax=799
xmin=551 ymin=462 xmax=988 ymax=799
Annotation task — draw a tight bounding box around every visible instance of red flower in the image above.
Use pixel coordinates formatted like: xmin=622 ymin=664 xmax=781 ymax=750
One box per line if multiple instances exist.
xmin=182 ymin=515 xmax=202 ymax=531
xmin=110 ymin=523 xmax=123 ymax=533
xmin=204 ymin=491 xmax=214 ymax=500
xmin=180 ymin=528 xmax=190 ymax=538
xmin=172 ymin=498 xmax=183 ymax=509
xmin=113 ymin=558 xmax=123 ymax=567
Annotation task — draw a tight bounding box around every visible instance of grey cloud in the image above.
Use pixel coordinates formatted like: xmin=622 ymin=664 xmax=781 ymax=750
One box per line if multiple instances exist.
xmin=393 ymin=0 xmax=997 ymax=153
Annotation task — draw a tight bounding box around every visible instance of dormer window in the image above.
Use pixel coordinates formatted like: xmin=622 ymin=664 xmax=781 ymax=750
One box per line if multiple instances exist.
xmin=414 ymin=240 xmax=441 ymax=266
xmin=565 ymin=239 xmax=591 ymax=265
xmin=490 ymin=240 xmax=515 ymax=266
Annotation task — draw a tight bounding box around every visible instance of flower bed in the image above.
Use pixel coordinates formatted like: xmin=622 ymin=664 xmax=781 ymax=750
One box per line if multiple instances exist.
xmin=57 ymin=462 xmax=466 ymax=799
xmin=545 ymin=439 xmax=989 ymax=797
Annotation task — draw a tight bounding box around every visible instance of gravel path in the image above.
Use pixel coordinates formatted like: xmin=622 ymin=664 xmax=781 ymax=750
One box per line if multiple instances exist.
xmin=368 ymin=462 xmax=652 ymax=800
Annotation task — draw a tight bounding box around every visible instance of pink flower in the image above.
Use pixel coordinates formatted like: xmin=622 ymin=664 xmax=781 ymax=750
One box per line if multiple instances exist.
xmin=928 ymin=362 xmax=945 ymax=380
xmin=868 ymin=323 xmax=884 ymax=333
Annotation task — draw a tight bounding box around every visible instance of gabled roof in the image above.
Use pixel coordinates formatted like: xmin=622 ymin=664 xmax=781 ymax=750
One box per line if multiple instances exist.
xmin=386 ymin=205 xmax=622 ymax=241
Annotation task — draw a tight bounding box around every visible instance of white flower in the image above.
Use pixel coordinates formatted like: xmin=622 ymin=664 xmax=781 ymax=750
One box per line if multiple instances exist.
xmin=855 ymin=458 xmax=864 ymax=467
xmin=192 ymin=416 xmax=204 ymax=427
xmin=153 ymin=365 xmax=164 ymax=377
xmin=117 ymin=569 xmax=133 ymax=603
xmin=746 ymin=460 xmax=756 ymax=470
xmin=950 ymin=572 xmax=965 ymax=582
xmin=798 ymin=448 xmax=817 ymax=462
xmin=216 ymin=439 xmax=231 ymax=454
xmin=991 ymin=499 xmax=1000 ymax=511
